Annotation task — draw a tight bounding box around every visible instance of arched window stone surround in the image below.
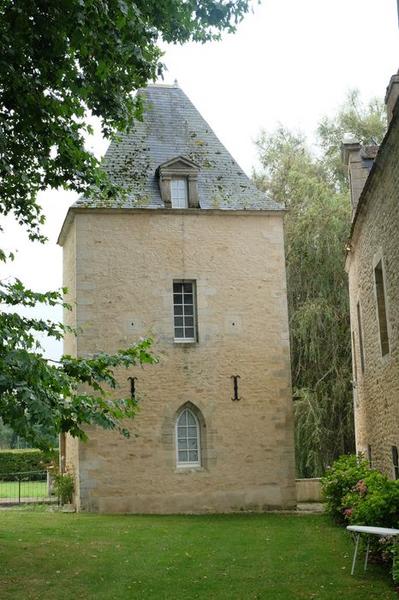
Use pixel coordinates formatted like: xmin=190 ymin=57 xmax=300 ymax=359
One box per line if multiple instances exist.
xmin=160 ymin=401 xmax=214 ymax=470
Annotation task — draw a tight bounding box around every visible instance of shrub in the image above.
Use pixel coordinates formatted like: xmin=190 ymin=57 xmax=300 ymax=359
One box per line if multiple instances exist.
xmin=321 ymin=454 xmax=370 ymax=522
xmin=0 ymin=448 xmax=59 ymax=480
xmin=392 ymin=545 xmax=399 ymax=584
xmin=53 ymin=471 xmax=74 ymax=505
xmin=343 ymin=470 xmax=399 ymax=529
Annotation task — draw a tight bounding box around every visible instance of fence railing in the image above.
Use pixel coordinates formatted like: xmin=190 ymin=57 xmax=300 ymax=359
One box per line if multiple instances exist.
xmin=0 ymin=470 xmax=55 ymax=504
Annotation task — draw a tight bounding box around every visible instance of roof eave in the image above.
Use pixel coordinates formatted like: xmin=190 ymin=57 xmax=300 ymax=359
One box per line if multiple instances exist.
xmin=57 ymin=205 xmax=286 ymax=246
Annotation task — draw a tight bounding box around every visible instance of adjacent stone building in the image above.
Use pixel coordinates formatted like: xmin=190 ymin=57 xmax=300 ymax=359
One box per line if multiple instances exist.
xmin=58 ymin=83 xmax=296 ymax=513
xmin=343 ymin=73 xmax=399 ymax=477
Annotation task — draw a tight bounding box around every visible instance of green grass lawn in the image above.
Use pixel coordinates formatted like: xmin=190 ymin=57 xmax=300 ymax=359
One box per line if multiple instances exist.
xmin=0 ymin=512 xmax=396 ymax=599
xmin=0 ymin=480 xmax=48 ymax=499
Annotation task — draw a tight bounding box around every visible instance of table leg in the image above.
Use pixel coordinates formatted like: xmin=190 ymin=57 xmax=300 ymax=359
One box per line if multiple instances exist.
xmin=351 ymin=533 xmax=360 ymax=576
xmin=364 ymin=536 xmax=370 ymax=572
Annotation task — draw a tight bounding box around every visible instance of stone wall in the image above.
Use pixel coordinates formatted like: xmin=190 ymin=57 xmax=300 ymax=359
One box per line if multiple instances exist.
xmin=296 ymin=479 xmax=322 ymax=503
xmin=61 ymin=208 xmax=296 ymax=513
xmin=346 ymin=114 xmax=399 ymax=477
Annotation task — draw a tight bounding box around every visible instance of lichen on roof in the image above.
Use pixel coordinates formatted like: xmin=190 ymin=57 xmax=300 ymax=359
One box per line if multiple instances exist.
xmin=75 ymin=84 xmax=281 ymax=211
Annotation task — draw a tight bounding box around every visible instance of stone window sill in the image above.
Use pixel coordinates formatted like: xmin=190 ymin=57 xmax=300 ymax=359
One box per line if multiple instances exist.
xmin=174 ymin=466 xmax=206 ymax=474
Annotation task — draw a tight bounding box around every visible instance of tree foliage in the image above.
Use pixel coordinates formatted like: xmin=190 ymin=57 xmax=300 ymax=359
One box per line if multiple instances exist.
xmin=0 ymin=0 xmax=251 ymax=240
xmin=0 ymin=277 xmax=156 ymax=449
xmin=0 ymin=0 xmax=251 ymax=448
xmin=254 ymin=91 xmax=386 ymax=477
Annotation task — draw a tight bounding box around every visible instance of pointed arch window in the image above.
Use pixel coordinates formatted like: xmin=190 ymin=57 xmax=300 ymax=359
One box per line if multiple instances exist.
xmin=176 ymin=408 xmax=200 ymax=467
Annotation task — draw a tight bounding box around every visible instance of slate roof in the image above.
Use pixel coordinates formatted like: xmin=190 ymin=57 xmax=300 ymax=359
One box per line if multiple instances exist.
xmin=74 ymin=84 xmax=281 ymax=211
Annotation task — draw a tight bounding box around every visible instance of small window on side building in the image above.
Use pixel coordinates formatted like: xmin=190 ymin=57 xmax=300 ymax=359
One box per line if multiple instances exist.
xmin=173 ymin=281 xmax=197 ymax=342
xmin=356 ymin=302 xmax=365 ymax=373
xmin=351 ymin=331 xmax=358 ymax=383
xmin=367 ymin=444 xmax=372 ymax=468
xmin=392 ymin=446 xmax=399 ymax=480
xmin=374 ymin=260 xmax=390 ymax=356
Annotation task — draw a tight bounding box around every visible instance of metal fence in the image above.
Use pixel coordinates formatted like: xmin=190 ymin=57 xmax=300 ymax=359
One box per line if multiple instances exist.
xmin=0 ymin=471 xmax=55 ymax=504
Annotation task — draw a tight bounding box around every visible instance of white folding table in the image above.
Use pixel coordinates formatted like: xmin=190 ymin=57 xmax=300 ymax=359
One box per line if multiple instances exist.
xmin=346 ymin=525 xmax=399 ymax=575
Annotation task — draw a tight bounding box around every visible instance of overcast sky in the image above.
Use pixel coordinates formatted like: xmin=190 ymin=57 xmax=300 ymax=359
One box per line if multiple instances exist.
xmin=1 ymin=0 xmax=398 ymax=360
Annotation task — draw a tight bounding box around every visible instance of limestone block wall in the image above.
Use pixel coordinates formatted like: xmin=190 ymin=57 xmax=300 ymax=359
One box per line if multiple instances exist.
xmin=347 ymin=118 xmax=399 ymax=477
xmin=296 ymin=479 xmax=322 ymax=503
xmin=61 ymin=208 xmax=296 ymax=512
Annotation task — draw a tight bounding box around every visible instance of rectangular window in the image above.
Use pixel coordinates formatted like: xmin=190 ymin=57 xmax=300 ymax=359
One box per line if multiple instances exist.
xmin=351 ymin=331 xmax=358 ymax=382
xmin=171 ymin=178 xmax=188 ymax=208
xmin=367 ymin=445 xmax=372 ymax=469
xmin=392 ymin=446 xmax=399 ymax=480
xmin=173 ymin=281 xmax=197 ymax=342
xmin=374 ymin=260 xmax=390 ymax=356
xmin=356 ymin=302 xmax=365 ymax=373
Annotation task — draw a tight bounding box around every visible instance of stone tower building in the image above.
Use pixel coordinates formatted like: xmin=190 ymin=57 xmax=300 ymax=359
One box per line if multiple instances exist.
xmin=343 ymin=73 xmax=399 ymax=477
xmin=58 ymin=84 xmax=296 ymax=513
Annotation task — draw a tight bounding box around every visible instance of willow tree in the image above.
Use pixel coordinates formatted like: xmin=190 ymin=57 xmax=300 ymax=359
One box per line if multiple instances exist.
xmin=254 ymin=92 xmax=386 ymax=477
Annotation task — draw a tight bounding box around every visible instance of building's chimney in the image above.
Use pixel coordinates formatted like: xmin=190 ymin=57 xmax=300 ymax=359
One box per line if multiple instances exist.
xmin=385 ymin=72 xmax=399 ymax=124
xmin=342 ymin=138 xmax=379 ymax=218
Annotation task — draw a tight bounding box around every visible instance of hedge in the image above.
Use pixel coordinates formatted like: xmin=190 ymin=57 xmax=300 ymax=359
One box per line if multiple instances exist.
xmin=0 ymin=449 xmax=59 ymax=480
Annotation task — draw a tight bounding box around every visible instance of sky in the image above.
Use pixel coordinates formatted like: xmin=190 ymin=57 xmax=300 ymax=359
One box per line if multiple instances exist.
xmin=1 ymin=0 xmax=398 ymax=360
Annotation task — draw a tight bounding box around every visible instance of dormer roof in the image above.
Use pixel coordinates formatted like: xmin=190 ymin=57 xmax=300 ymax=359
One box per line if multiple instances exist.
xmin=157 ymin=156 xmax=200 ymax=172
xmin=74 ymin=84 xmax=281 ymax=211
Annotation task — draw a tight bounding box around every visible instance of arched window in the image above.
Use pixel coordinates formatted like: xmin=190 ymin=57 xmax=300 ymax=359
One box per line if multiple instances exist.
xmin=176 ymin=408 xmax=201 ymax=467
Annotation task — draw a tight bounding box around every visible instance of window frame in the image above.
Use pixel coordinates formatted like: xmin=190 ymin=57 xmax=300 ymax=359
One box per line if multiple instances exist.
xmin=367 ymin=444 xmax=372 ymax=469
xmin=373 ymin=257 xmax=390 ymax=357
xmin=392 ymin=446 xmax=399 ymax=480
xmin=356 ymin=301 xmax=365 ymax=373
xmin=173 ymin=280 xmax=197 ymax=343
xmin=170 ymin=177 xmax=188 ymax=209
xmin=175 ymin=408 xmax=201 ymax=468
xmin=351 ymin=330 xmax=358 ymax=384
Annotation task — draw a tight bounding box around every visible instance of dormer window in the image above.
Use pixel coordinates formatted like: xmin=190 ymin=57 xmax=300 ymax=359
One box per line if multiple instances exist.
xmin=158 ymin=156 xmax=200 ymax=209
xmin=171 ymin=178 xmax=188 ymax=208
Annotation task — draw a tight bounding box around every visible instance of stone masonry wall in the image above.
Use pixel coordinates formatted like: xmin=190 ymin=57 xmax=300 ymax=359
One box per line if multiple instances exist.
xmin=62 ymin=209 xmax=296 ymax=512
xmin=347 ymin=116 xmax=399 ymax=477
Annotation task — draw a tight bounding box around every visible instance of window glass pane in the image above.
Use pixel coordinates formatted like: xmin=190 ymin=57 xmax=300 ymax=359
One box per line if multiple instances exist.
xmin=176 ymin=409 xmax=200 ymax=465
xmin=178 ymin=412 xmax=187 ymax=427
xmin=171 ymin=178 xmax=188 ymax=208
xmin=187 ymin=412 xmax=196 ymax=426
xmin=374 ymin=261 xmax=390 ymax=356
xmin=173 ymin=281 xmax=196 ymax=340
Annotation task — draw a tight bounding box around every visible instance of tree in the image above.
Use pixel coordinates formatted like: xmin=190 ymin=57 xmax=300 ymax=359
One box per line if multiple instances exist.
xmin=0 ymin=0 xmax=251 ymax=239
xmin=253 ymin=92 xmax=386 ymax=477
xmin=0 ymin=0 xmax=251 ymax=449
